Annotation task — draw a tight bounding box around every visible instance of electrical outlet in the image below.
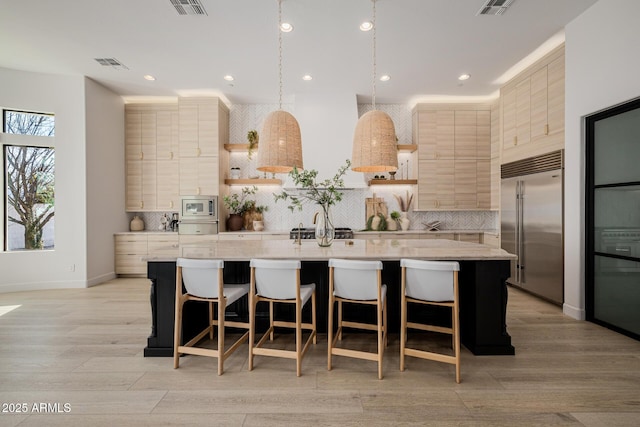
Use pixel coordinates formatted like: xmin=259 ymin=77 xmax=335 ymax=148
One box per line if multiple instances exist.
xmin=67 ymin=264 xmax=75 ymax=272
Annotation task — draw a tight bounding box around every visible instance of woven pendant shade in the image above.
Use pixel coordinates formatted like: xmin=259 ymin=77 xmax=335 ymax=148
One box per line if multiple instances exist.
xmin=257 ymin=110 xmax=304 ymax=173
xmin=352 ymin=110 xmax=398 ymax=172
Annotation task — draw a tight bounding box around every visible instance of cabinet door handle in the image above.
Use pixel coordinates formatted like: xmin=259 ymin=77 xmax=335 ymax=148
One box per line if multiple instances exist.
xmin=196 ymin=147 xmax=201 ymax=157
xmin=544 ymin=124 xmax=549 ymax=135
xmin=169 ymin=201 xmax=173 ymax=208
xmin=513 ymin=136 xmax=518 ymax=146
xmin=169 ymin=151 xmax=173 ymax=160
xmin=140 ymin=201 xmax=144 ymax=209
xmin=196 ymin=187 xmax=201 ymax=195
xmin=139 ymin=152 xmax=144 ymax=160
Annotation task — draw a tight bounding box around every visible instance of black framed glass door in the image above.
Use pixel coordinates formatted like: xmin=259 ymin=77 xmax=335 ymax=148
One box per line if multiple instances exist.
xmin=585 ymin=97 xmax=640 ymax=340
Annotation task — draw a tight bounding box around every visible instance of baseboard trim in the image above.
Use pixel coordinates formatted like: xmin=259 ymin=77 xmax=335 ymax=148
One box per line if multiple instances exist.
xmin=563 ymin=303 xmax=586 ymax=320
xmin=0 ymin=279 xmax=87 ymax=294
xmin=87 ymin=272 xmax=117 ymax=287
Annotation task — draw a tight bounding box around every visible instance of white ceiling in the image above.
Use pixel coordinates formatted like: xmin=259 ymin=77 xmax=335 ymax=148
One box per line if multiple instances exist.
xmin=0 ymin=0 xmax=598 ymax=105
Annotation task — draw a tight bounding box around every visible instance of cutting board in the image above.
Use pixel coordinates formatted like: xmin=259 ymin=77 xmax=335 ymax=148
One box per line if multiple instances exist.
xmin=365 ymin=194 xmax=388 ymax=224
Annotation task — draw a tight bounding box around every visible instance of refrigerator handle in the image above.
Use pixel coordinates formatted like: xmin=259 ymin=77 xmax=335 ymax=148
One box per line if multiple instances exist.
xmin=514 ymin=180 xmax=520 ymax=283
xmin=518 ymin=180 xmax=525 ymax=283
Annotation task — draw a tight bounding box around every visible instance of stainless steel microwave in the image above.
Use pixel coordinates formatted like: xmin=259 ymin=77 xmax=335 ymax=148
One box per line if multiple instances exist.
xmin=180 ymin=196 xmax=218 ymax=221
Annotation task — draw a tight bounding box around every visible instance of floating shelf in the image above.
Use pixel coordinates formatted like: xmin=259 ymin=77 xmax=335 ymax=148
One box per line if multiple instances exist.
xmin=397 ymin=144 xmax=418 ymax=153
xmin=368 ymin=179 xmax=418 ymax=185
xmin=224 ymin=143 xmax=256 ymax=152
xmin=224 ymin=178 xmax=281 ymax=185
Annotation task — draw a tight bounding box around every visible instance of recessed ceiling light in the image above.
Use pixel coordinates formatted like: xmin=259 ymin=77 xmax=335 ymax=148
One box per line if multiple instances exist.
xmin=223 ymin=75 xmax=234 ymax=81
xmin=302 ymin=74 xmax=313 ymax=81
xmin=143 ymin=74 xmax=156 ymax=81
xmin=458 ymin=74 xmax=471 ymax=81
xmin=380 ymin=75 xmax=391 ymax=82
xmin=280 ymin=22 xmax=293 ymax=32
xmin=360 ymin=21 xmax=373 ymax=31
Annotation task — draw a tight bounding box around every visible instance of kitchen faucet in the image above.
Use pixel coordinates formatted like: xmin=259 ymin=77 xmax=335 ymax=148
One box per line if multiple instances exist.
xmin=294 ymin=222 xmax=303 ymax=245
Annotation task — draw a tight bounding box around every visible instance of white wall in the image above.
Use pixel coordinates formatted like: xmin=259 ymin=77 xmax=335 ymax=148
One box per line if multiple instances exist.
xmin=0 ymin=69 xmax=140 ymax=293
xmin=84 ymin=78 xmax=127 ymax=286
xmin=0 ymin=68 xmax=86 ymax=292
xmin=564 ymin=0 xmax=640 ymax=319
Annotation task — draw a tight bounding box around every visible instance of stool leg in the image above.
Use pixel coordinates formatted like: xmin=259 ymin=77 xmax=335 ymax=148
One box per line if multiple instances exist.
xmin=311 ymin=290 xmax=317 ymax=344
xmin=248 ymin=295 xmax=255 ymax=371
xmin=327 ymin=293 xmax=334 ymax=371
xmin=296 ymin=298 xmax=302 ymax=377
xmin=209 ymin=302 xmax=214 ymax=340
xmin=400 ymin=271 xmax=407 ymax=372
xmin=217 ymin=299 xmax=225 ymax=376
xmin=337 ymin=300 xmax=343 ymax=341
xmin=173 ymin=295 xmax=183 ymax=369
xmin=269 ymin=301 xmax=274 ymax=341
xmin=377 ymin=296 xmax=383 ymax=380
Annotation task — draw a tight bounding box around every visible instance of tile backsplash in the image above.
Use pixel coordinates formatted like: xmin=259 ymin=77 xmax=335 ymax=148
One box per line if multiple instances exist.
xmin=131 ymin=191 xmax=497 ymax=233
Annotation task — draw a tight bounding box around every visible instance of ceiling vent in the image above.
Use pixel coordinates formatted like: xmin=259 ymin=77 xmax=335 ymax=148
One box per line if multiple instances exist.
xmin=477 ymin=0 xmax=515 ymax=16
xmin=94 ymin=58 xmax=129 ymax=70
xmin=170 ymin=0 xmax=208 ymax=16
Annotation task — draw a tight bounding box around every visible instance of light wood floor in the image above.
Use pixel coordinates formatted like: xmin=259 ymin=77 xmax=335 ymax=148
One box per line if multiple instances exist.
xmin=0 ymin=278 xmax=639 ymax=427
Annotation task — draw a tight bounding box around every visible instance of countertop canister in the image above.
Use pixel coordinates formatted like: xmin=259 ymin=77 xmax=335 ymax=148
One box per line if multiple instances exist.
xmin=130 ymin=215 xmax=145 ymax=231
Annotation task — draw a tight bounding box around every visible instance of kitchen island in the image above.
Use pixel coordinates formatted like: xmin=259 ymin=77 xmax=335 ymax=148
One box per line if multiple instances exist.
xmin=144 ymin=238 xmax=517 ymax=357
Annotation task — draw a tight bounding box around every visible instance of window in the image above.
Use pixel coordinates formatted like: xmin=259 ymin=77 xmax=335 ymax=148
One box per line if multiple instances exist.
xmin=3 ymin=110 xmax=55 ymax=251
xmin=3 ymin=110 xmax=55 ymax=136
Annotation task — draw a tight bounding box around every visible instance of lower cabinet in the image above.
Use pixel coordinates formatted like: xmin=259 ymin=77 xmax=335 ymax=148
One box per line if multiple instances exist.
xmin=115 ymin=235 xmax=148 ymax=276
xmin=115 ymin=233 xmax=179 ymax=276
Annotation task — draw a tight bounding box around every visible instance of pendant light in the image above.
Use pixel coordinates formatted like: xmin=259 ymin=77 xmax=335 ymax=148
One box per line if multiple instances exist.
xmin=257 ymin=0 xmax=303 ymax=173
xmin=352 ymin=0 xmax=398 ymax=173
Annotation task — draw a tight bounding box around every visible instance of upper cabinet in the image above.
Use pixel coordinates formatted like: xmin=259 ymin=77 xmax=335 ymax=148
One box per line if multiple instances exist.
xmin=501 ymin=44 xmax=565 ymax=164
xmin=125 ymin=98 xmax=229 ymax=212
xmin=125 ymin=104 xmax=178 ymax=211
xmin=413 ymin=104 xmax=493 ymax=210
xmin=178 ymin=97 xmax=229 ymax=197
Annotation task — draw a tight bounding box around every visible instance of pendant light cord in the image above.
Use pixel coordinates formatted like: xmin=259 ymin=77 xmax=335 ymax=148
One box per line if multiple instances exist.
xmin=372 ymin=0 xmax=377 ymax=110
xmin=278 ymin=0 xmax=283 ymax=110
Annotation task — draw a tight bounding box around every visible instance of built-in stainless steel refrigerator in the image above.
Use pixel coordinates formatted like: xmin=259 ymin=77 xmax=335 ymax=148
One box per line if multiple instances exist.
xmin=501 ymin=150 xmax=564 ymax=305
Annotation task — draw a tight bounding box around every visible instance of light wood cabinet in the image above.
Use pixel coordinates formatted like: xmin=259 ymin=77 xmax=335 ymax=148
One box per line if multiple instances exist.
xmin=147 ymin=234 xmax=179 ymax=254
xmin=178 ymin=97 xmax=228 ymax=197
xmin=125 ymin=104 xmax=179 ymax=212
xmin=501 ymin=44 xmax=565 ymax=164
xmin=116 ymin=233 xmax=180 ymax=276
xmin=417 ymin=159 xmax=454 ymax=209
xmin=482 ymin=232 xmax=501 ymax=248
xmin=156 ymin=110 xmax=180 ymax=210
xmin=179 ymin=156 xmax=219 ymax=196
xmin=115 ymin=234 xmax=147 ymax=275
xmin=414 ymin=104 xmax=492 ymax=210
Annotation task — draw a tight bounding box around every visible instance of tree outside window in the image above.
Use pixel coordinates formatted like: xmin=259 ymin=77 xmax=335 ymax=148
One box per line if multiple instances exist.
xmin=3 ymin=110 xmax=55 ymax=251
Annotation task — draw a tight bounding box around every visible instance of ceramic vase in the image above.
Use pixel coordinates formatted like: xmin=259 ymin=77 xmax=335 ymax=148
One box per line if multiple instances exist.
xmin=400 ymin=211 xmax=410 ymax=231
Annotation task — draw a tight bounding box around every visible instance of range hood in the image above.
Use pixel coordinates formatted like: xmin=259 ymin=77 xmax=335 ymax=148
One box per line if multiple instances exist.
xmin=290 ymin=92 xmax=367 ymax=189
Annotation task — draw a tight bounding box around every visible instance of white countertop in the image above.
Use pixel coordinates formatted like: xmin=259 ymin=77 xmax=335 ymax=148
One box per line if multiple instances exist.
xmin=116 ymin=229 xmax=499 ymax=236
xmin=145 ymin=238 xmax=515 ymax=262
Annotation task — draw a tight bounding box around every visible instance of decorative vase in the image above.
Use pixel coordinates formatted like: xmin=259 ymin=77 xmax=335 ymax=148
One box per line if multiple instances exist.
xmin=230 ymin=167 xmax=241 ymax=179
xmin=400 ymin=211 xmax=410 ymax=231
xmin=130 ymin=215 xmax=144 ymax=231
xmin=386 ymin=216 xmax=398 ymax=231
xmin=253 ymin=220 xmax=264 ymax=231
xmin=227 ymin=214 xmax=244 ymax=231
xmin=314 ymin=206 xmax=335 ymax=247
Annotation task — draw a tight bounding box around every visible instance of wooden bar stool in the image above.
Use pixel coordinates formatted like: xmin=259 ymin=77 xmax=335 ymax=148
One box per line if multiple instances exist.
xmin=400 ymin=259 xmax=461 ymax=383
xmin=327 ymin=258 xmax=387 ymax=380
xmin=248 ymin=259 xmax=317 ymax=377
xmin=173 ymin=258 xmax=250 ymax=375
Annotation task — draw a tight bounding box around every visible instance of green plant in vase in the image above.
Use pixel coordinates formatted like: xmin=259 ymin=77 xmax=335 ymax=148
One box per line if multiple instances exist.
xmin=223 ymin=185 xmax=258 ymax=231
xmin=274 ymin=159 xmax=351 ymax=246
